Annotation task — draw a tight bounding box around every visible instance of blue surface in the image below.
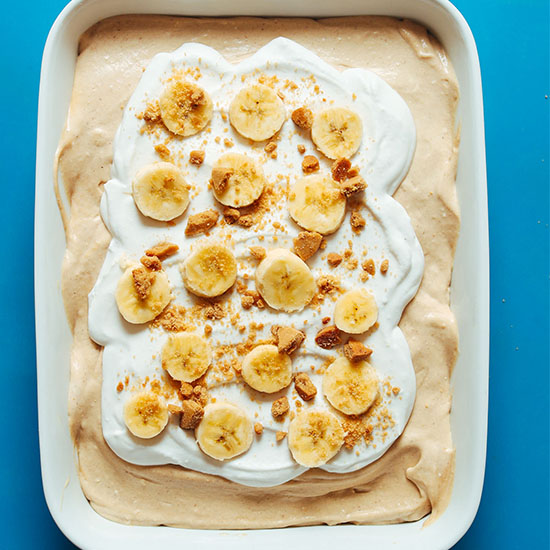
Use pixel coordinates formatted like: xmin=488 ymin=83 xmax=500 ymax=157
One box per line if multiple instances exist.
xmin=1 ymin=0 xmax=548 ymax=548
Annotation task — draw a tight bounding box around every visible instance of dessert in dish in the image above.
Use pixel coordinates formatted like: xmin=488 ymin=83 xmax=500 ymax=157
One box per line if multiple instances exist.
xmin=56 ymin=15 xmax=460 ymax=528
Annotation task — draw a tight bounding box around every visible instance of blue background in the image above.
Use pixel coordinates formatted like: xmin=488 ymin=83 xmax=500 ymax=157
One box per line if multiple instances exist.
xmin=1 ymin=0 xmax=548 ymax=548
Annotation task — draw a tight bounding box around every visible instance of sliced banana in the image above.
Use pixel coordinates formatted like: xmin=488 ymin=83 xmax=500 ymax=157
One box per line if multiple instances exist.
xmin=132 ymin=162 xmax=190 ymax=221
xmin=255 ymin=248 xmax=316 ymax=312
xmin=229 ymin=84 xmax=286 ymax=141
xmin=288 ymin=174 xmax=346 ymax=235
xmin=115 ymin=265 xmax=171 ymax=324
xmin=322 ymin=357 xmax=379 ymax=415
xmin=241 ymin=344 xmax=293 ymax=393
xmin=195 ymin=402 xmax=253 ymax=460
xmin=334 ymin=288 xmax=378 ymax=334
xmin=180 ymin=242 xmax=237 ymax=298
xmin=159 ymin=79 xmax=213 ymax=136
xmin=211 ymin=153 xmax=266 ymax=208
xmin=161 ymin=333 xmax=212 ymax=382
xmin=288 ymin=410 xmax=344 ymax=467
xmin=123 ymin=391 xmax=169 ymax=439
xmin=311 ymin=107 xmax=363 ymax=159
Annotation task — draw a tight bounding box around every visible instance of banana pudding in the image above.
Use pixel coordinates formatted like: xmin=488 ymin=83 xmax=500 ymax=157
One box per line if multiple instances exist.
xmin=57 ymin=15 xmax=459 ymax=528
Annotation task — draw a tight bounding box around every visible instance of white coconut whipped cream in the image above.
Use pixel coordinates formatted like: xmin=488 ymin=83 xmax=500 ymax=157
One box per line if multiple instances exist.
xmin=88 ymin=37 xmax=422 ymax=487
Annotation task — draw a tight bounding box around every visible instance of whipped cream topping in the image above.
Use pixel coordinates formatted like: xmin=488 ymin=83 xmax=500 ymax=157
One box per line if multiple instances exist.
xmin=88 ymin=37 xmax=422 ymax=487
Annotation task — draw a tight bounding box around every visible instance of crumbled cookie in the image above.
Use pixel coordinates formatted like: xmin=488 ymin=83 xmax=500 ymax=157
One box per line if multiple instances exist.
xmin=315 ymin=325 xmax=342 ymax=349
xmin=344 ymin=339 xmax=373 ymax=362
xmin=154 ymin=143 xmax=171 ymax=160
xmin=331 ymin=158 xmax=351 ymax=182
xmin=254 ymin=422 xmax=264 ymax=435
xmin=224 ymin=138 xmax=234 ymax=148
xmin=249 ymin=246 xmax=266 ymax=261
xmin=317 ymin=275 xmax=340 ymax=294
xmin=293 ymin=231 xmax=322 ymax=261
xmin=327 ymin=252 xmax=343 ymax=267
xmin=362 ymin=259 xmax=376 ymax=275
xmin=350 ymin=210 xmax=366 ymax=232
xmin=237 ymin=214 xmax=255 ymax=228
xmin=297 ymin=144 xmax=306 ymax=155
xmin=276 ymin=431 xmax=287 ymax=442
xmin=211 ymin=167 xmax=233 ymax=195
xmin=241 ymin=295 xmax=255 ymax=310
xmin=302 ymin=155 xmax=320 ymax=174
xmin=152 ymin=306 xmax=189 ymax=332
xmin=291 ymin=107 xmax=313 ymax=130
xmin=204 ymin=325 xmax=213 ymax=337
xmin=380 ymin=259 xmax=389 ymax=274
xmin=191 ymin=385 xmax=209 ymax=406
xmin=204 ymin=303 xmax=224 ymax=320
xmin=179 ymin=400 xmax=204 ymax=429
xmin=143 ymin=100 xmax=161 ymax=123
xmin=223 ymin=207 xmax=240 ymax=224
xmin=322 ymin=316 xmax=331 ymax=324
xmin=131 ymin=267 xmax=155 ymax=300
xmin=145 ymin=242 xmax=179 ymax=260
xmin=185 ymin=209 xmax=219 ymax=236
xmin=294 ymin=372 xmax=317 ymax=401
xmin=189 ymin=150 xmax=205 ymax=165
xmin=340 ymin=175 xmax=367 ymax=197
xmin=272 ymin=325 xmax=305 ymax=354
xmin=241 ymin=290 xmax=264 ymax=310
xmin=167 ymin=404 xmax=182 ymax=414
xmin=140 ymin=255 xmax=162 ymax=271
xmin=180 ymin=382 xmax=194 ymax=399
xmin=264 ymin=142 xmax=277 ymax=153
xmin=272 ymin=396 xmax=290 ymax=420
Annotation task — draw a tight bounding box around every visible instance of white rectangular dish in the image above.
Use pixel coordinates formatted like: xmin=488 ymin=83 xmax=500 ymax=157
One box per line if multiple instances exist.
xmin=35 ymin=0 xmax=489 ymax=548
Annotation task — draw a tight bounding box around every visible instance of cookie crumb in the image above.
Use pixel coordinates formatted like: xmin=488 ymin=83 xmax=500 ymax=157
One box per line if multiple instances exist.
xmin=223 ymin=207 xmax=240 ymax=224
xmin=237 ymin=214 xmax=255 ymax=228
xmin=322 ymin=316 xmax=331 ymax=324
xmin=143 ymin=100 xmax=161 ymax=123
xmin=211 ymin=167 xmax=233 ymax=195
xmin=344 ymin=339 xmax=373 ymax=362
xmin=327 ymin=253 xmax=343 ymax=267
xmin=294 ymin=372 xmax=317 ymax=401
xmin=145 ymin=242 xmax=179 ymax=260
xmin=293 ymin=231 xmax=322 ymax=261
xmin=264 ymin=142 xmax=277 ymax=153
xmin=241 ymin=295 xmax=255 ymax=310
xmin=223 ymin=137 xmax=234 ymax=148
xmin=272 ymin=325 xmax=306 ymax=354
xmin=302 ymin=155 xmax=320 ymax=174
xmin=380 ymin=259 xmax=389 ymax=274
xmin=116 ymin=382 xmax=124 ymax=393
xmin=331 ymin=158 xmax=352 ymax=182
xmin=249 ymin=246 xmax=266 ymax=261
xmin=315 ymin=325 xmax=342 ymax=349
xmin=272 ymin=396 xmax=290 ymax=420
xmin=254 ymin=422 xmax=264 ymax=435
xmin=140 ymin=255 xmax=162 ymax=271
xmin=185 ymin=209 xmax=219 ymax=236
xmin=276 ymin=431 xmax=287 ymax=442
xmin=154 ymin=144 xmax=171 ymax=160
xmin=291 ymin=107 xmax=313 ymax=130
xmin=297 ymin=144 xmax=306 ymax=154
xmin=179 ymin=400 xmax=204 ymax=429
xmin=350 ymin=210 xmax=366 ymax=233
xmin=131 ymin=267 xmax=155 ymax=300
xmin=191 ymin=385 xmax=209 ymax=406
xmin=362 ymin=259 xmax=376 ymax=275
xmin=340 ymin=175 xmax=367 ymax=197
xmin=189 ymin=150 xmax=205 ymax=165
xmin=180 ymin=382 xmax=194 ymax=399
xmin=204 ymin=325 xmax=212 ymax=337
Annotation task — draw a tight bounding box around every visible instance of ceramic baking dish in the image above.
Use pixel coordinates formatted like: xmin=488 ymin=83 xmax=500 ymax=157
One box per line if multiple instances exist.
xmin=35 ymin=0 xmax=489 ymax=548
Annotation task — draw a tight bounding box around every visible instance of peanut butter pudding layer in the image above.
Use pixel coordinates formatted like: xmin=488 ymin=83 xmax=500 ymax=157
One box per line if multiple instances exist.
xmin=56 ymin=15 xmax=460 ymax=529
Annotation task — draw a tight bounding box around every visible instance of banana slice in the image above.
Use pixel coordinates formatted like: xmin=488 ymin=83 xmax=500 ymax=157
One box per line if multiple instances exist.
xmin=180 ymin=242 xmax=237 ymax=298
xmin=195 ymin=402 xmax=253 ymax=460
xmin=322 ymin=357 xmax=379 ymax=415
xmin=161 ymin=333 xmax=212 ymax=382
xmin=211 ymin=153 xmax=266 ymax=208
xmin=123 ymin=391 xmax=169 ymax=439
xmin=229 ymin=84 xmax=286 ymax=141
xmin=255 ymin=248 xmax=316 ymax=312
xmin=241 ymin=344 xmax=293 ymax=393
xmin=311 ymin=107 xmax=363 ymax=159
xmin=159 ymin=79 xmax=213 ymax=136
xmin=115 ymin=265 xmax=171 ymax=324
xmin=132 ymin=162 xmax=190 ymax=221
xmin=288 ymin=410 xmax=344 ymax=467
xmin=288 ymin=174 xmax=346 ymax=235
xmin=334 ymin=288 xmax=378 ymax=334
